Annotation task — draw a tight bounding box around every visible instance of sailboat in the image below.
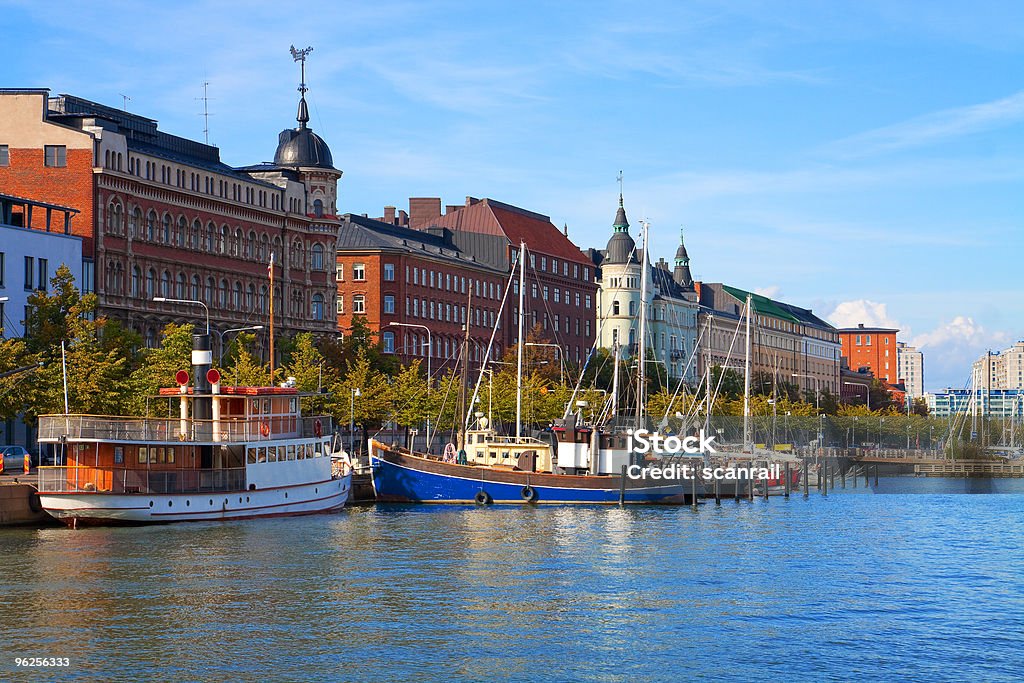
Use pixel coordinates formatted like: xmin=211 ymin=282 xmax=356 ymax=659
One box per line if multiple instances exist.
xmin=368 ymin=236 xmax=694 ymax=504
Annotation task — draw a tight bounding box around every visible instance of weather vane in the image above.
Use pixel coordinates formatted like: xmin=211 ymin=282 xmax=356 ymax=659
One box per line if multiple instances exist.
xmin=289 ymin=45 xmax=314 ymax=95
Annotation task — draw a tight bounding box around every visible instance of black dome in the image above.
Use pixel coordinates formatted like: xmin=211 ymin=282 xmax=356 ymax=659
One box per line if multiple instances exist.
xmin=274 ymin=127 xmax=334 ymax=169
xmin=605 ymin=231 xmax=638 ymax=265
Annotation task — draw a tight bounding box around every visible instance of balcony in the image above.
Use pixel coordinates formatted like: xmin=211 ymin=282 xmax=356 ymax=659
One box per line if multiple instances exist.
xmin=37 ymin=415 xmax=333 ymax=444
xmin=37 ymin=466 xmax=247 ymax=495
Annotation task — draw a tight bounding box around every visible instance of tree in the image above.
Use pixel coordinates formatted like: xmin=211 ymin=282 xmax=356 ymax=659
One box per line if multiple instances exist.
xmin=125 ymin=323 xmax=194 ymax=415
xmin=390 ymin=360 xmax=431 ymax=441
xmin=329 ymin=350 xmax=390 ymax=452
xmin=282 ymin=333 xmax=334 ymax=415
xmin=224 ymin=332 xmax=270 ymax=387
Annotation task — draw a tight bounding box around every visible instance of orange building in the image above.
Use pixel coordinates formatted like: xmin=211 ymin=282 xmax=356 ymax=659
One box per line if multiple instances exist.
xmin=838 ymin=324 xmax=899 ymax=384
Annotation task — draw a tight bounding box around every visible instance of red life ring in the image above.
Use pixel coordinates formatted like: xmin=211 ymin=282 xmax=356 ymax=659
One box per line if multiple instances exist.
xmin=314 ymin=419 xmax=323 ymax=438
xmin=260 ymin=421 xmax=271 ymax=437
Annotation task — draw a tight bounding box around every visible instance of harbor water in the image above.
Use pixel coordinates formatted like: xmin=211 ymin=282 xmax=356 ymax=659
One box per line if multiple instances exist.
xmin=2 ymin=481 xmax=1023 ymax=681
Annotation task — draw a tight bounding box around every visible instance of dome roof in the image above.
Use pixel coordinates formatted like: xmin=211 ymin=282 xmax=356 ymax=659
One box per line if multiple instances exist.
xmin=675 ymin=241 xmax=689 ymax=261
xmin=274 ymin=127 xmax=334 ymax=169
xmin=605 ymin=231 xmax=638 ymax=265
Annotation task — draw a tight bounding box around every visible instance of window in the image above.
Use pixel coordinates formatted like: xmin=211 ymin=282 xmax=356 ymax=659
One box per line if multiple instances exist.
xmin=0 ymin=145 xmax=8 ymax=166
xmin=313 ymin=199 xmax=324 ymax=217
xmin=383 ymin=295 xmax=395 ymax=314
xmin=612 ymin=301 xmax=620 ymax=315
xmin=310 ymin=243 xmax=325 ymax=271
xmin=336 ymin=265 xmax=344 ymax=281
xmin=44 ymin=145 xmax=66 ymax=167
xmin=0 ymin=252 xmax=4 ymax=287
xmin=382 ymin=331 xmax=395 ymax=354
xmin=353 ymin=295 xmax=365 ymax=314
xmin=311 ymin=293 xmax=325 ymax=321
xmin=383 ymin=263 xmax=395 ymax=281
xmin=24 ymin=256 xmax=34 ymax=290
xmin=353 ymin=263 xmax=365 ymax=280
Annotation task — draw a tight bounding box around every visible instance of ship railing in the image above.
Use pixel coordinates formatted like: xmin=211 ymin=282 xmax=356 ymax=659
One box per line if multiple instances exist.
xmin=37 ymin=466 xmax=247 ymax=495
xmin=37 ymin=415 xmax=334 ymax=444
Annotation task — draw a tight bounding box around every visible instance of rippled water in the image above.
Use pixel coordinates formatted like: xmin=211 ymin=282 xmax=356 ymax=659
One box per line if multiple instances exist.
xmin=2 ymin=487 xmax=1024 ymax=681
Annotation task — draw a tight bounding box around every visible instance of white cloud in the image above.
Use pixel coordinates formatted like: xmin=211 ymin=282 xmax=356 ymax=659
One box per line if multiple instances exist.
xmin=755 ymin=285 xmax=781 ymax=298
xmin=824 ymin=90 xmax=1024 ymax=159
xmin=912 ymin=317 xmax=1012 ymax=390
xmin=827 ymin=300 xmax=902 ymax=332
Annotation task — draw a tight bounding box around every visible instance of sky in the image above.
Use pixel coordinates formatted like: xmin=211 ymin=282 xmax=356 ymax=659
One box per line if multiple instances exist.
xmin=4 ymin=0 xmax=1023 ymax=391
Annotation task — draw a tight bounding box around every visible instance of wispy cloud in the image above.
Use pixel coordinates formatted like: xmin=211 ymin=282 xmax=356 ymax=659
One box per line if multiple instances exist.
xmin=823 ymin=90 xmax=1024 ymax=159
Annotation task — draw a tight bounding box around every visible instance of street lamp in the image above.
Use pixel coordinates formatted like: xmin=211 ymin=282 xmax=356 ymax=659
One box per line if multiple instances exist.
xmin=350 ymin=387 xmax=361 ymax=459
xmin=390 ymin=322 xmax=432 ymax=449
xmin=525 ymin=342 xmax=564 ymax=385
xmin=843 ymin=381 xmax=870 ymax=410
xmin=214 ymin=325 xmax=264 ymax=364
xmin=153 ymin=297 xmax=210 ymax=335
xmin=792 ymin=373 xmax=820 ymax=410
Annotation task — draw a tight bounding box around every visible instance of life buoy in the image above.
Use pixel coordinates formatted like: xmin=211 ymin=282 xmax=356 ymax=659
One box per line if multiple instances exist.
xmin=313 ymin=419 xmax=323 ymax=438
xmin=260 ymin=421 xmax=271 ymax=437
xmin=520 ymin=485 xmax=538 ymax=503
xmin=443 ymin=443 xmax=457 ymax=463
xmin=474 ymin=490 xmax=492 ymax=506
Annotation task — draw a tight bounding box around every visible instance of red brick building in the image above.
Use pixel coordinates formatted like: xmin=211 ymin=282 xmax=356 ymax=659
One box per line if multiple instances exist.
xmin=838 ymin=324 xmax=899 ymax=384
xmin=336 ymin=214 xmax=508 ymax=373
xmin=377 ymin=197 xmax=598 ymax=368
xmin=0 ymin=88 xmax=339 ymax=356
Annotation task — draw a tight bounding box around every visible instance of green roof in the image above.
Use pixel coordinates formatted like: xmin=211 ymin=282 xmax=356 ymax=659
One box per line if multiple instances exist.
xmin=721 ymin=284 xmax=833 ymax=329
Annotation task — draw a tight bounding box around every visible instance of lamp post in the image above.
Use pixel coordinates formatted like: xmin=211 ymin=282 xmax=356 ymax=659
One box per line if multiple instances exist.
xmin=792 ymin=373 xmax=820 ymax=410
xmin=350 ymin=387 xmax=361 ymax=459
xmin=844 ymin=381 xmax=870 ymax=410
xmin=214 ymin=325 xmax=264 ymax=364
xmin=525 ymin=342 xmax=564 ymax=385
xmin=153 ymin=297 xmax=210 ymax=335
xmin=390 ymin=322 xmax=432 ymax=449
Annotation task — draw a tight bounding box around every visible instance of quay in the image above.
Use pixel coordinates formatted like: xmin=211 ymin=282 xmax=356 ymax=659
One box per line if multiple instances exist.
xmin=915 ymin=462 xmax=1024 ymax=478
xmin=0 ymin=474 xmax=55 ymax=526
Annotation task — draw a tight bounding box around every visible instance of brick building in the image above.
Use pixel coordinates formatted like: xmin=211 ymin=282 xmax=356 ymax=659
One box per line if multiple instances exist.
xmin=336 ymin=213 xmax=507 ymax=372
xmin=838 ymin=324 xmax=899 ymax=385
xmin=0 ymin=87 xmax=339 ymax=356
xmin=376 ymin=197 xmax=598 ymax=369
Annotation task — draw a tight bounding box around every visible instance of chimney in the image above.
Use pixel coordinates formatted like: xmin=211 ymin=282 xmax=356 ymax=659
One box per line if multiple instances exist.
xmin=397 ymin=209 xmax=408 ymax=226
xmin=445 ymin=205 xmax=461 ymax=215
xmin=465 ymin=196 xmax=479 ymax=207
xmin=383 ymin=206 xmax=396 ymax=224
xmin=408 ymin=197 xmax=441 ymax=229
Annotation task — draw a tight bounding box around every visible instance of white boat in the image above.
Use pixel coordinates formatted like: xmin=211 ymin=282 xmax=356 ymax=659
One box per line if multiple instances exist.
xmin=35 ymin=334 xmax=351 ymax=526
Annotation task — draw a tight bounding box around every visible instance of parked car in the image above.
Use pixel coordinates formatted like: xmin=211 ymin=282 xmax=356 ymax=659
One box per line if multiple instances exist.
xmin=1 ymin=445 xmax=31 ymax=473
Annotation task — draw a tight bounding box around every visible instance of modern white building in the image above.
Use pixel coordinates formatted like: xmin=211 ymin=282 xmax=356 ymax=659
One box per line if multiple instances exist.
xmin=972 ymin=343 xmax=1024 ymax=391
xmin=897 ymin=341 xmax=924 ymax=398
xmin=591 ymin=195 xmax=699 ymax=383
xmin=927 ymin=388 xmax=1024 ymax=419
xmin=0 ymin=192 xmax=83 ymax=338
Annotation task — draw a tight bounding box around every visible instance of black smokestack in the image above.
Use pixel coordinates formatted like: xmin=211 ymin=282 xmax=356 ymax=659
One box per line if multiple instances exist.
xmin=192 ymin=333 xmax=212 ymax=421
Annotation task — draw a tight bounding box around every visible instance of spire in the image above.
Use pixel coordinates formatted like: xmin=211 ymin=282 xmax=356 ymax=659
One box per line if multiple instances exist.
xmin=673 ymin=227 xmax=693 ymax=289
xmin=290 ymin=45 xmax=313 ymax=129
xmin=563 ymin=222 xmax=569 ymax=237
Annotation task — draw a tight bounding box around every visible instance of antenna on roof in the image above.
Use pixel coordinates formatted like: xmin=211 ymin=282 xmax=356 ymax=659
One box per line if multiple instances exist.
xmin=289 ymin=45 xmax=314 ymax=128
xmin=119 ymin=93 xmax=130 ymax=111
xmin=196 ymin=81 xmax=214 ymax=145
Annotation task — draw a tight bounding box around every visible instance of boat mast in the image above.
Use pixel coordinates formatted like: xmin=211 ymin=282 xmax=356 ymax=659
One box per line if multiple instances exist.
xmin=611 ymin=340 xmax=620 ymax=420
xmin=704 ymin=314 xmax=712 ymax=436
xmin=743 ymin=293 xmax=752 ymax=452
xmin=635 ymin=220 xmax=649 ymax=431
xmin=516 ymin=241 xmax=526 ymax=440
xmin=457 ymin=288 xmax=472 ymax=451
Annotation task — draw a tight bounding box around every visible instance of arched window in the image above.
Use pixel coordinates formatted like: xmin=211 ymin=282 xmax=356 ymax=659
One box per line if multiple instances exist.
xmin=260 ymin=285 xmax=268 ymax=313
xmin=291 ymin=239 xmax=303 ymax=268
xmin=176 ymin=272 xmax=186 ymax=298
xmin=313 ymin=199 xmax=324 ymax=218
xmin=310 ymin=243 xmax=324 ymax=271
xmin=191 ymin=274 xmax=201 ymax=301
xmin=205 ymin=277 xmax=215 ymax=304
xmin=206 ymin=222 xmax=215 ymax=252
xmin=311 ymin=293 xmax=325 ymax=321
xmin=218 ymin=279 xmax=228 ymax=307
xmin=146 ymin=211 xmax=156 ymax=241
xmin=246 ymin=231 xmax=256 ymax=259
xmin=232 ymin=282 xmax=242 ymax=310
xmin=146 ymin=269 xmax=156 ymax=298
xmin=218 ymin=225 xmax=229 ymax=254
xmin=177 ymin=217 xmax=187 ymax=247
xmin=107 ymin=200 xmax=123 ymax=235
xmin=272 ymin=236 xmax=283 ymax=261
xmin=259 ymin=234 xmax=269 ymax=261
xmin=161 ymin=270 xmax=171 ymax=297
xmin=381 ymin=330 xmax=395 ymax=354
xmin=246 ymin=284 xmax=256 ymax=311
xmin=129 ymin=207 xmax=141 ymax=239
xmin=161 ymin=214 xmax=171 ymax=244
xmin=131 ymin=266 xmax=141 ymax=297
xmin=192 ymin=219 xmax=202 ymax=250
xmin=233 ymin=228 xmax=243 ymax=257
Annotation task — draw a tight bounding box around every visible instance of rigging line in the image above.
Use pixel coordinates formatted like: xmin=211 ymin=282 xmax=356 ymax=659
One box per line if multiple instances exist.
xmin=661 ymin=313 xmax=709 ymax=425
xmin=706 ymin=301 xmax=748 ymax=420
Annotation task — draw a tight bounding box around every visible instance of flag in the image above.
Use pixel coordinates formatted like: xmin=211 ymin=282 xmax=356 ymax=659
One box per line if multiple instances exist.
xmin=268 ymin=252 xmax=275 ymax=278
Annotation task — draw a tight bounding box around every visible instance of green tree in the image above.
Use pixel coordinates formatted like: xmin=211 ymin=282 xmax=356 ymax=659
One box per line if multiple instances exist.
xmin=224 ymin=332 xmax=270 ymax=387
xmin=282 ymin=332 xmax=334 ymax=415
xmin=125 ymin=323 xmax=194 ymax=415
xmin=329 ymin=351 xmax=390 ymax=453
xmin=391 ymin=360 xmax=431 ymax=440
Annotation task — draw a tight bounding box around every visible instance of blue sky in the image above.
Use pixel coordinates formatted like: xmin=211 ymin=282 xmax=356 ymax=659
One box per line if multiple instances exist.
xmin=4 ymin=0 xmax=1023 ymax=391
